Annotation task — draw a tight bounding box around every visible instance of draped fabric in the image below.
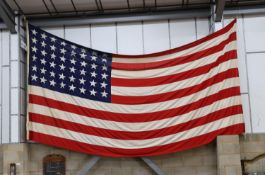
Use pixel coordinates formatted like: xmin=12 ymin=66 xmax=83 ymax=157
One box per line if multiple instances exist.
xmin=27 ymin=19 xmax=244 ymax=157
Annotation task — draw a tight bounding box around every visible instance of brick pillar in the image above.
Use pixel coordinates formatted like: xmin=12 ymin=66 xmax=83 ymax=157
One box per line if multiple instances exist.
xmin=217 ymin=135 xmax=242 ymax=175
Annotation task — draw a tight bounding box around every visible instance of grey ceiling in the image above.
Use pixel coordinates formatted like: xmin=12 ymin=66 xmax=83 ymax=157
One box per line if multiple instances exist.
xmin=5 ymin=0 xmax=265 ymax=18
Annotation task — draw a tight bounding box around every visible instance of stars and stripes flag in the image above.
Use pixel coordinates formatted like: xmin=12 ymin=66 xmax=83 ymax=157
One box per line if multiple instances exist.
xmin=27 ymin=19 xmax=244 ymax=157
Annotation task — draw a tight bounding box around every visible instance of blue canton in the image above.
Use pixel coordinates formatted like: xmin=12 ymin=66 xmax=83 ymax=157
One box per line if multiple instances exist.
xmin=28 ymin=24 xmax=112 ymax=103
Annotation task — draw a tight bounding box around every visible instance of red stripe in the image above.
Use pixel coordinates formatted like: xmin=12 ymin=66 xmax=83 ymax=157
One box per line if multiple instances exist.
xmin=29 ymin=105 xmax=242 ymax=140
xmin=112 ymin=32 xmax=236 ymax=71
xmin=29 ymin=87 xmax=240 ymax=122
xmin=112 ymin=50 xmax=237 ymax=87
xmin=112 ymin=68 xmax=239 ymax=104
xmin=29 ymin=123 xmax=244 ymax=157
xmin=112 ymin=19 xmax=236 ymax=58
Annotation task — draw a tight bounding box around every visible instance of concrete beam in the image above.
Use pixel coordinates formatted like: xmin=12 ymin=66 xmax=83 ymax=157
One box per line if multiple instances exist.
xmin=0 ymin=0 xmax=16 ymax=33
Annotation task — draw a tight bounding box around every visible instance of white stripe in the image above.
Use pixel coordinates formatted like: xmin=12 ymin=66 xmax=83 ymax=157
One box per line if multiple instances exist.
xmin=29 ymin=77 xmax=240 ymax=114
xmin=28 ymin=96 xmax=242 ymax=132
xmin=112 ymin=59 xmax=238 ymax=96
xmin=112 ymin=24 xmax=236 ymax=63
xmin=112 ymin=42 xmax=236 ymax=79
xmin=28 ymin=114 xmax=243 ymax=149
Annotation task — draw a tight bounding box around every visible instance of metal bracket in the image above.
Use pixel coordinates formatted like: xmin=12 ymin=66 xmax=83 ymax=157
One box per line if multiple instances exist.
xmin=141 ymin=157 xmax=167 ymax=175
xmin=77 ymin=156 xmax=101 ymax=175
xmin=77 ymin=156 xmax=167 ymax=175
xmin=210 ymin=0 xmax=224 ymax=33
xmin=215 ymin=0 xmax=225 ymax=22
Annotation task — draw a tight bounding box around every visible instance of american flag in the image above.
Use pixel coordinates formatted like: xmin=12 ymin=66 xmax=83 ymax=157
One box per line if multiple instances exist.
xmin=27 ymin=19 xmax=244 ymax=157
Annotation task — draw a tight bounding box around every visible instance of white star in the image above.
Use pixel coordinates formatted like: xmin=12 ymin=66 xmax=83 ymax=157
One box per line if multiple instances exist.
xmin=60 ymin=64 xmax=65 ymax=70
xmin=71 ymin=45 xmax=77 ymax=50
xmin=50 ymin=71 xmax=55 ymax=77
xmin=40 ymin=77 xmax=47 ymax=83
xmin=32 ymin=37 xmax=37 ymax=44
xmin=40 ymin=68 xmax=47 ymax=74
xmin=90 ymin=89 xmax=97 ymax=96
xmin=32 ymin=65 xmax=37 ymax=71
xmin=41 ymin=33 xmax=47 ymax=39
xmin=102 ymin=58 xmax=107 ymax=62
xmin=59 ymin=73 xmax=65 ymax=80
xmin=80 ymin=53 xmax=87 ymax=59
xmin=32 ymin=55 xmax=37 ymax=61
xmin=41 ymin=50 xmax=47 ymax=56
xmin=79 ymin=87 xmax=86 ymax=94
xmin=91 ymin=63 xmax=97 ymax=69
xmin=80 ymin=69 xmax=86 ymax=75
xmin=40 ymin=58 xmax=46 ymax=65
xmin=61 ymin=41 xmax=66 ymax=46
xmin=70 ymin=67 xmax=76 ymax=73
xmin=70 ymin=59 xmax=76 ymax=65
xmin=49 ymin=79 xmax=56 ymax=86
xmin=32 ymin=46 xmax=37 ymax=53
xmin=81 ymin=61 xmax=87 ymax=67
xmin=50 ymin=61 xmax=56 ymax=68
xmin=41 ymin=41 xmax=46 ymax=47
xmin=79 ymin=77 xmax=86 ymax=84
xmin=81 ymin=48 xmax=86 ymax=53
xmin=90 ymin=80 xmax=97 ymax=87
xmin=31 ymin=74 xmax=38 ymax=81
xmin=101 ymin=73 xmax=108 ymax=79
xmin=31 ymin=29 xmax=37 ymax=35
xmin=101 ymin=91 xmax=108 ymax=97
xmin=91 ymin=55 xmax=97 ymax=61
xmin=71 ymin=50 xmax=76 ymax=56
xmin=60 ymin=82 xmax=66 ymax=88
xmin=51 ymin=53 xmax=56 ymax=59
xmin=50 ymin=37 xmax=56 ymax=42
xmin=102 ymin=65 xmax=108 ymax=71
xmin=69 ymin=75 xmax=76 ymax=82
xmin=60 ymin=56 xmax=66 ymax=62
xmin=101 ymin=81 xmax=107 ymax=88
xmin=60 ymin=48 xmax=66 ymax=54
xmin=69 ymin=84 xmax=76 ymax=91
xmin=91 ymin=71 xmax=97 ymax=78
xmin=50 ymin=45 xmax=56 ymax=51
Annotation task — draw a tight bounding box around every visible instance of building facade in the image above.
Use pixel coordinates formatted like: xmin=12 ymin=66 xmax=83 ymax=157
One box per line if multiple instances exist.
xmin=0 ymin=13 xmax=265 ymax=175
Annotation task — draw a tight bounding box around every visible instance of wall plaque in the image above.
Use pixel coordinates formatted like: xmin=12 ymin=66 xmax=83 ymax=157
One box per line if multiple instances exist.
xmin=43 ymin=154 xmax=65 ymax=175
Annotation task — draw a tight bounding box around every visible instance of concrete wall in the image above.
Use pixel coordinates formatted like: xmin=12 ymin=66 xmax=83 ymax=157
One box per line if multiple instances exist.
xmin=217 ymin=135 xmax=242 ymax=175
xmin=0 ymin=27 xmax=26 ymax=144
xmin=1 ymin=134 xmax=265 ymax=175
xmin=240 ymin=134 xmax=265 ymax=173
xmin=0 ymin=142 xmax=217 ymax=175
